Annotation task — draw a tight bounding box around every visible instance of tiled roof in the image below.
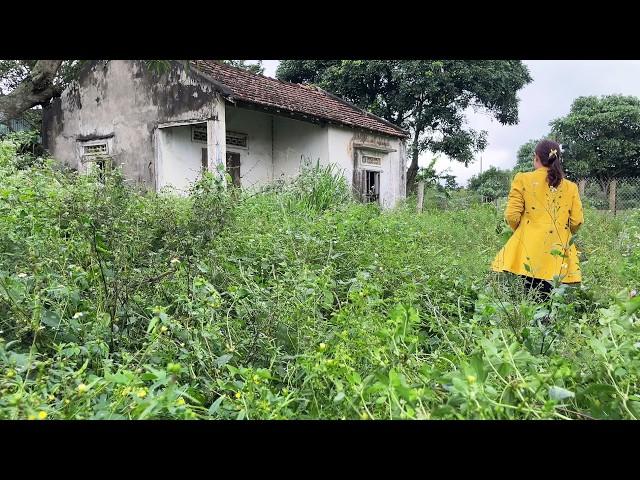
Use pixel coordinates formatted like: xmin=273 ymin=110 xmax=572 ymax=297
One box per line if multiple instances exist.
xmin=190 ymin=60 xmax=409 ymax=138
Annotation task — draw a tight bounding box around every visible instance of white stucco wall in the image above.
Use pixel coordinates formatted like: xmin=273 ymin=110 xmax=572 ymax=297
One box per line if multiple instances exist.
xmin=224 ymin=106 xmax=274 ymax=189
xmin=157 ymin=124 xmax=207 ymax=193
xmin=327 ymin=126 xmax=355 ymax=186
xmin=273 ymin=116 xmax=329 ymax=180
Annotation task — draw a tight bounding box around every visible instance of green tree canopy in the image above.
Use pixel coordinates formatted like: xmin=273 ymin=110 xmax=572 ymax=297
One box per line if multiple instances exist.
xmin=467 ymin=166 xmax=512 ymax=202
xmin=513 ymin=138 xmax=540 ymax=173
xmin=415 ymin=157 xmax=459 ymax=191
xmin=220 ymin=60 xmax=264 ymax=75
xmin=551 ymin=95 xmax=640 ymax=180
xmin=276 ymin=60 xmax=532 ymax=190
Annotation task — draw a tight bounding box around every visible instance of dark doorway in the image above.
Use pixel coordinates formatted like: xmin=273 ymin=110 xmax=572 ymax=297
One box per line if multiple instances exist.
xmin=364 ymin=170 xmax=380 ymax=203
xmin=226 ymin=151 xmax=241 ymax=187
xmin=201 ymin=148 xmax=208 ymax=174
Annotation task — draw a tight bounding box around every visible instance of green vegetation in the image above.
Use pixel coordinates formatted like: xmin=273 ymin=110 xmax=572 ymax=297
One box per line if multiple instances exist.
xmin=467 ymin=166 xmax=513 ymax=203
xmin=552 ymin=95 xmax=640 ymax=180
xmin=0 ymin=136 xmax=638 ymax=420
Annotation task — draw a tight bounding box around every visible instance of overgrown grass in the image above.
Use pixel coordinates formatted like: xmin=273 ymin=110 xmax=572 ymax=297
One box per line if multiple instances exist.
xmin=0 ymin=138 xmax=638 ymax=420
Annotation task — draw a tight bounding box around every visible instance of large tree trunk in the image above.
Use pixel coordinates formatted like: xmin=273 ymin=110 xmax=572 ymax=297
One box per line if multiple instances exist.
xmin=406 ymin=143 xmax=420 ymax=194
xmin=0 ymin=60 xmax=64 ymax=123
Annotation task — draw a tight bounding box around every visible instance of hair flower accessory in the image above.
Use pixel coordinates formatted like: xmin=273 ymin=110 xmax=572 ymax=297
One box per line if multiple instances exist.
xmin=548 ymin=149 xmax=558 ymax=159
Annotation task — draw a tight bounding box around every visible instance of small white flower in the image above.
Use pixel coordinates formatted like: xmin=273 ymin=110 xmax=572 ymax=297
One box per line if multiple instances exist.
xmin=73 ymin=312 xmax=84 ymax=319
xmin=631 ymin=290 xmax=638 ymax=298
xmin=170 ymin=258 xmax=180 ymax=264
xmin=17 ymin=273 xmax=27 ymax=278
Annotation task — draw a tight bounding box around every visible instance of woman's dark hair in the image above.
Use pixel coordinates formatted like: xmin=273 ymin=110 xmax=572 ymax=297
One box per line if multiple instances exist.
xmin=535 ymin=139 xmax=564 ymax=188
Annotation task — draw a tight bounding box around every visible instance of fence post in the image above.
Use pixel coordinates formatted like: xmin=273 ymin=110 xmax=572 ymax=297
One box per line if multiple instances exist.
xmin=578 ymin=179 xmax=586 ymax=197
xmin=416 ymin=181 xmax=425 ymax=213
xmin=609 ymin=179 xmax=617 ymax=215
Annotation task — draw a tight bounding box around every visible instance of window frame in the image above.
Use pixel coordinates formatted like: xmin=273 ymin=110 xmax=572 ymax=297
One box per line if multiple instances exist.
xmin=226 ymin=131 xmax=249 ymax=150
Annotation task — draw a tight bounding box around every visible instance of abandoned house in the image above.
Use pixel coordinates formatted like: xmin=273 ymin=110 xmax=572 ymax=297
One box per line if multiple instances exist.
xmin=42 ymin=60 xmax=409 ymax=207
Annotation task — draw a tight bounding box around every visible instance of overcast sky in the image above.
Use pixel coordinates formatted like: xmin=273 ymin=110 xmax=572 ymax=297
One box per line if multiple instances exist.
xmin=259 ymin=60 xmax=640 ymax=185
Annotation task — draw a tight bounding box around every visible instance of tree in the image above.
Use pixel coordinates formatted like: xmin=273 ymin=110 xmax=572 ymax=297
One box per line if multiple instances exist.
xmin=276 ymin=60 xmax=532 ymax=190
xmin=467 ymin=166 xmax=512 ymax=202
xmin=513 ymin=138 xmax=540 ymax=173
xmin=415 ymin=157 xmax=459 ymax=192
xmin=0 ymin=60 xmax=66 ymax=124
xmin=0 ymin=60 xmax=87 ymax=129
xmin=220 ymin=60 xmax=264 ymax=75
xmin=551 ymin=95 xmax=640 ymax=181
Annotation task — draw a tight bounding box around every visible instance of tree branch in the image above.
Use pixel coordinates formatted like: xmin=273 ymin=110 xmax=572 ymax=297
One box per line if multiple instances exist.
xmin=0 ymin=60 xmax=63 ymax=123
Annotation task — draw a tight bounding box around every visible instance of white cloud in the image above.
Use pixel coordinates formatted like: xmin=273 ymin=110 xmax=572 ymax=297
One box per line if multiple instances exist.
xmin=260 ymin=60 xmax=280 ymax=78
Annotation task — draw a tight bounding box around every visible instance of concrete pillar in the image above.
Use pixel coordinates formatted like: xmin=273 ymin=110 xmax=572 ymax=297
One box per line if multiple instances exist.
xmin=416 ymin=181 xmax=425 ymax=213
xmin=609 ymin=179 xmax=617 ymax=215
xmin=207 ymin=96 xmax=226 ymax=185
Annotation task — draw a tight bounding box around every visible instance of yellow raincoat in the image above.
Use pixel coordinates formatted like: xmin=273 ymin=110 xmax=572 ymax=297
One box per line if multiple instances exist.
xmin=491 ymin=167 xmax=584 ymax=283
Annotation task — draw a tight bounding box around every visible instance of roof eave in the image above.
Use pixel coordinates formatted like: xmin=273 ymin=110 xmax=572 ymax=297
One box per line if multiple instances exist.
xmin=227 ymin=98 xmax=408 ymax=138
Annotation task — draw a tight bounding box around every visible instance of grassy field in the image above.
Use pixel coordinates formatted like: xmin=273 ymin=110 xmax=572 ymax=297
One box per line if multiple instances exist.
xmin=1 ymin=138 xmax=638 ymax=420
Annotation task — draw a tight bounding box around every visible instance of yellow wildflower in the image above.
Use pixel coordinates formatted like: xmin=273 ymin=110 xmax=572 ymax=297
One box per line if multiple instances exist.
xmin=77 ymin=383 xmax=89 ymax=393
xmin=467 ymin=375 xmax=477 ymax=384
xmin=38 ymin=411 xmax=47 ymax=420
xmin=235 ymin=392 xmax=241 ymax=399
xmin=136 ymin=388 xmax=147 ymax=399
xmin=176 ymin=397 xmax=186 ymax=406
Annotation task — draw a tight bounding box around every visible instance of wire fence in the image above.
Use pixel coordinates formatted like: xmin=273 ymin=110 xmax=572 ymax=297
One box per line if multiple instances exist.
xmin=578 ymin=177 xmax=640 ymax=214
xmin=414 ymin=177 xmax=640 ymax=215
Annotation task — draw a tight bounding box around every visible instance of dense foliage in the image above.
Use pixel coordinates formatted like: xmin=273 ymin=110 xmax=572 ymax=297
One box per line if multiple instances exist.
xmin=467 ymin=166 xmax=513 ymax=202
xmin=0 ymin=137 xmax=638 ymax=420
xmin=551 ymin=95 xmax=640 ymax=180
xmin=514 ymin=139 xmax=540 ymax=174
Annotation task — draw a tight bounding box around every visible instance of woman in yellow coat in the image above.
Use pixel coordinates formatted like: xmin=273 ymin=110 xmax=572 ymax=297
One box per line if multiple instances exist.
xmin=491 ymin=139 xmax=584 ymax=295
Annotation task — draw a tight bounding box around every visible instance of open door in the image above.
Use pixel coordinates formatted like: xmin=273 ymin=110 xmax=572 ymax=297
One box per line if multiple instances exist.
xmin=364 ymin=170 xmax=380 ymax=203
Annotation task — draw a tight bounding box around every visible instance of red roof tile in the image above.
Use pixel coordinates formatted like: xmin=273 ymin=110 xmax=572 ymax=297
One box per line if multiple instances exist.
xmin=191 ymin=60 xmax=409 ymax=138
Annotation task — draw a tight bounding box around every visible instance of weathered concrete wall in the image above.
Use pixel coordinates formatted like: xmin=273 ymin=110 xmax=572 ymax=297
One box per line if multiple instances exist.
xmin=327 ymin=125 xmax=405 ymax=208
xmin=42 ymin=60 xmax=223 ymax=190
xmin=273 ymin=116 xmax=329 ymax=180
xmin=225 ymin=105 xmax=274 ymax=189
